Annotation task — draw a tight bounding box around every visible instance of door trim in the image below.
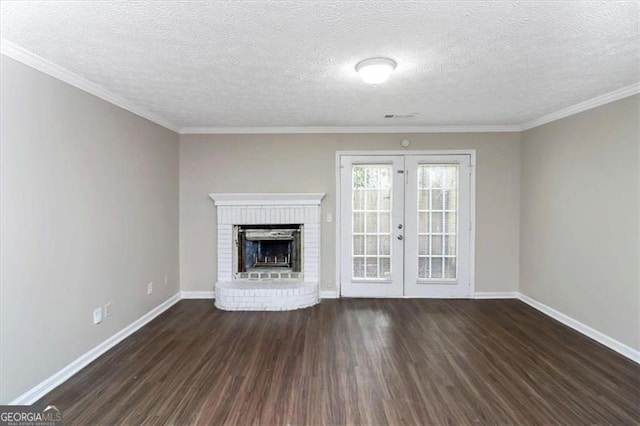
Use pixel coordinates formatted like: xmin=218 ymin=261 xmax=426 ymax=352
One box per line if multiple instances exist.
xmin=335 ymin=149 xmax=476 ymax=298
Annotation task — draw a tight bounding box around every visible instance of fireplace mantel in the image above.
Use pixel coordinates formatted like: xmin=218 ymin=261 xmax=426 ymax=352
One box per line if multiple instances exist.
xmin=209 ymin=193 xmax=325 ymax=206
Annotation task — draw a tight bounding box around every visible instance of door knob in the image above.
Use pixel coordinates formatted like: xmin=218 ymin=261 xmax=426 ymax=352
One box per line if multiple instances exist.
xmin=398 ymin=224 xmax=403 ymax=229
xmin=397 ymin=235 xmax=404 ymax=240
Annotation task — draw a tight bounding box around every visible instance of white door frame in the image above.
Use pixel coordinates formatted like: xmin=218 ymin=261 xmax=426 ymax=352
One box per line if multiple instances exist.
xmin=334 ymin=150 xmax=476 ymax=298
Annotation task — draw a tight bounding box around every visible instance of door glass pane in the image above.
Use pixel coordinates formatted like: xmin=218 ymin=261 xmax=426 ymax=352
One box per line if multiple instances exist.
xmin=365 ymin=212 xmax=378 ymax=233
xmin=379 ymin=212 xmax=390 ymax=233
xmin=353 ymin=190 xmax=365 ymax=210
xmin=431 ymin=235 xmax=443 ymax=255
xmin=431 ymin=212 xmax=444 ymax=233
xmin=365 ymin=235 xmax=378 ymax=255
xmin=353 ymin=212 xmax=364 ymax=233
xmin=366 ymin=190 xmax=379 ymax=210
xmin=431 ymin=257 xmax=443 ymax=277
xmin=418 ymin=235 xmax=429 ymax=255
xmin=353 ymin=257 xmax=364 ymax=278
xmin=380 ymin=258 xmax=391 ymax=278
xmin=444 ymin=258 xmax=457 ymax=279
xmin=418 ymin=212 xmax=429 ymax=233
xmin=380 ymin=235 xmax=391 ymax=256
xmin=417 ymin=164 xmax=458 ymax=280
xmin=353 ymin=235 xmax=364 ymax=255
xmin=380 ymin=190 xmax=391 ymax=210
xmin=352 ymin=164 xmax=392 ymax=280
xmin=365 ymin=257 xmax=378 ymax=278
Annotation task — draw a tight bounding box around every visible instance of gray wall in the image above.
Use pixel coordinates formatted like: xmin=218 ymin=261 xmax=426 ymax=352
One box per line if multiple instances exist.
xmin=179 ymin=133 xmax=521 ymax=294
xmin=0 ymin=56 xmax=180 ymax=403
xmin=520 ymin=95 xmax=640 ymax=351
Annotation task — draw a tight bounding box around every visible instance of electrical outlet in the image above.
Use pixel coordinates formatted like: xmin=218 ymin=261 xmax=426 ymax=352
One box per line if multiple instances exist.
xmin=147 ymin=282 xmax=153 ymax=295
xmin=164 ymin=274 xmax=168 ymax=286
xmin=93 ymin=307 xmax=103 ymax=325
xmin=104 ymin=303 xmax=112 ymax=318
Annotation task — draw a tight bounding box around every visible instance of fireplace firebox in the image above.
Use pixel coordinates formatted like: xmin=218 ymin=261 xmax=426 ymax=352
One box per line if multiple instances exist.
xmin=234 ymin=224 xmax=303 ymax=280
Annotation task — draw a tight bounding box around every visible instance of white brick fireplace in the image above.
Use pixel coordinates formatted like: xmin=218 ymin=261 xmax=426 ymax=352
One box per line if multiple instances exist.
xmin=209 ymin=193 xmax=325 ymax=311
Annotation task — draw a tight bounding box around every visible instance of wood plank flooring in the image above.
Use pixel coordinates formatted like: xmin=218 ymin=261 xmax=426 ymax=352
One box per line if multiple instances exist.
xmin=36 ymin=299 xmax=639 ymax=424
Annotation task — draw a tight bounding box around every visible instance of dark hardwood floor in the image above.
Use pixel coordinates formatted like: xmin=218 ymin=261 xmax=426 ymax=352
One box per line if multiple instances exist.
xmin=36 ymin=299 xmax=639 ymax=425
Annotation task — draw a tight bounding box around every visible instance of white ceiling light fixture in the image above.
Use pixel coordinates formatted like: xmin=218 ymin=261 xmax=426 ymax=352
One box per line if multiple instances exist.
xmin=355 ymin=57 xmax=397 ymax=84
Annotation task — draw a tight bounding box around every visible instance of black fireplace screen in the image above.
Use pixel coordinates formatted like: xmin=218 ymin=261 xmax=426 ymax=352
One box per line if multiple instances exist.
xmin=236 ymin=224 xmax=302 ymax=274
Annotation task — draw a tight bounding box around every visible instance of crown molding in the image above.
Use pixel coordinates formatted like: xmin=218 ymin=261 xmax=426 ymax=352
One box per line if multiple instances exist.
xmin=181 ymin=83 xmax=640 ymax=135
xmin=179 ymin=125 xmax=522 ymax=134
xmin=0 ymin=38 xmax=180 ymax=133
xmin=520 ymin=82 xmax=640 ymax=131
xmin=2 ymin=38 xmax=637 ymax=135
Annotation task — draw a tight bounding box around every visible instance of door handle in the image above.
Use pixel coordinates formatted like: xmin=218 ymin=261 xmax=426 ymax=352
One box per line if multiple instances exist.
xmin=397 ymin=235 xmax=404 ymax=240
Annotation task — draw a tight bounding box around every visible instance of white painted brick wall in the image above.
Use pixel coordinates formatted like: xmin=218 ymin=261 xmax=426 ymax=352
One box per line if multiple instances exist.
xmin=216 ymin=203 xmax=321 ymax=284
xmin=213 ymin=198 xmax=322 ymax=311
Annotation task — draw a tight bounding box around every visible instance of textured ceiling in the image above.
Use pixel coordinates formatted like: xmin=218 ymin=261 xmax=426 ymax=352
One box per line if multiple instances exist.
xmin=1 ymin=1 xmax=638 ymax=129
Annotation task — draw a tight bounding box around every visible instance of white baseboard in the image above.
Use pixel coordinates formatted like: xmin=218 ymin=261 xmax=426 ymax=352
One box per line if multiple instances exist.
xmin=181 ymin=291 xmax=215 ymax=299
xmin=470 ymin=291 xmax=638 ymax=364
xmin=518 ymin=293 xmax=640 ymax=364
xmin=9 ymin=292 xmax=181 ymax=405
xmin=320 ymin=290 xmax=339 ymax=299
xmin=474 ymin=292 xmax=519 ymax=299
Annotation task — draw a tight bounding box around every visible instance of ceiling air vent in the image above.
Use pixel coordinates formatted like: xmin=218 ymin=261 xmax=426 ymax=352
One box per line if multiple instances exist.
xmin=384 ymin=113 xmax=418 ymax=119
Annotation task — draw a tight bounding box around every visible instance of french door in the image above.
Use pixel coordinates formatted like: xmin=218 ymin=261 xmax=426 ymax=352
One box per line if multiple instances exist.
xmin=339 ymin=153 xmax=472 ymax=298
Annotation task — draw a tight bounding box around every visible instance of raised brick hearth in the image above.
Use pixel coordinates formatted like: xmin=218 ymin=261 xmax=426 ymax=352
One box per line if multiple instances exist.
xmin=214 ymin=281 xmax=318 ymax=311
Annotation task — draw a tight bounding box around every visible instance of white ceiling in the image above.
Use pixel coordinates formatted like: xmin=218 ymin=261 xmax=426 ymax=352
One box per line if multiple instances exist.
xmin=1 ymin=1 xmax=638 ymax=130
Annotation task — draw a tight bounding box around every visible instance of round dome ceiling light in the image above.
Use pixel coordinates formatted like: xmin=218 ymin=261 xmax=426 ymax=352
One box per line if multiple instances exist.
xmin=355 ymin=57 xmax=397 ymax=84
